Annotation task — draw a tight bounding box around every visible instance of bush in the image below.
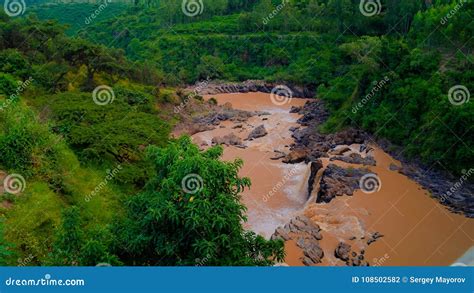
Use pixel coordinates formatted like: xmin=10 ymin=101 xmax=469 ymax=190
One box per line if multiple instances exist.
xmin=113 ymin=136 xmax=284 ymax=266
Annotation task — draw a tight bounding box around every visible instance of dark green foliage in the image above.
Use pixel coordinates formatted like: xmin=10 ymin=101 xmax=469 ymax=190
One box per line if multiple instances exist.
xmin=49 ymin=207 xmax=121 ymax=266
xmin=42 ymin=91 xmax=170 ymax=165
xmin=0 ymin=221 xmax=15 ymax=265
xmin=113 ymin=137 xmax=285 ymax=265
xmin=0 ymin=103 xmax=61 ymax=177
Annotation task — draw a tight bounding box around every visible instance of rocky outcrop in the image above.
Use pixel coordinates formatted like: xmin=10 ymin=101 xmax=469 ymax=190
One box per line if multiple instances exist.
xmin=282 ymin=148 xmax=309 ymax=164
xmin=316 ymin=164 xmax=372 ymax=203
xmin=272 ymin=215 xmax=324 ymax=265
xmin=330 ymin=153 xmax=376 ymax=166
xmin=307 ymin=160 xmax=323 ymax=199
xmin=270 ymin=150 xmax=287 ymax=160
xmin=377 ymin=139 xmax=474 ymax=218
xmin=186 ymin=80 xmax=315 ymax=98
xmin=289 ymin=101 xmax=367 ymax=163
xmin=211 ymin=133 xmax=245 ymax=148
xmin=367 ymin=232 xmax=384 ymax=245
xmin=335 ymin=242 xmax=369 ymax=266
xmin=194 ymin=108 xmax=255 ymax=126
xmin=246 ymin=125 xmax=268 ymax=140
xmin=335 ymin=242 xmax=351 ymax=261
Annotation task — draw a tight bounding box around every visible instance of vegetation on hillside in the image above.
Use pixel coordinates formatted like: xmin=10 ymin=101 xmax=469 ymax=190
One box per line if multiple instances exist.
xmin=61 ymin=0 xmax=472 ymax=173
xmin=0 ymin=11 xmax=283 ymax=266
xmin=0 ymin=0 xmax=471 ymax=266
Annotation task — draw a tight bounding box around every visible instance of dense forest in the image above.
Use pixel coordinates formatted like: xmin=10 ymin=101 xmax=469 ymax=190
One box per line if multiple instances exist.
xmin=0 ymin=0 xmax=472 ymax=265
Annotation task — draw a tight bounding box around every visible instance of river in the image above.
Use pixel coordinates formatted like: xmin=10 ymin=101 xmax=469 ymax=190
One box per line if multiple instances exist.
xmin=191 ymin=92 xmax=474 ymax=266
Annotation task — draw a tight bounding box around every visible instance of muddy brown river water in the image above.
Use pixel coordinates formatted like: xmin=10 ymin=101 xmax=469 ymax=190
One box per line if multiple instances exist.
xmin=191 ymin=92 xmax=474 ymax=266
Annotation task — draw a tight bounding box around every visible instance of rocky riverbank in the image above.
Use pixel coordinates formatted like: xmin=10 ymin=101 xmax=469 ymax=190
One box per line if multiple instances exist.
xmin=175 ymin=89 xmax=474 ymax=266
xmin=286 ymin=100 xmax=474 ymax=218
xmin=185 ymin=80 xmax=315 ymax=99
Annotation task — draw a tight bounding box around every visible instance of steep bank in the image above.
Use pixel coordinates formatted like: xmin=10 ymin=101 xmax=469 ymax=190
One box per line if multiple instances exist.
xmin=185 ymin=80 xmax=315 ymax=99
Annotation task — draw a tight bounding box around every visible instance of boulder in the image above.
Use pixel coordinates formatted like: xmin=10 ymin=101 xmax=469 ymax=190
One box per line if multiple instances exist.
xmin=307 ymin=160 xmax=323 ymax=199
xmin=282 ymin=148 xmax=309 ymax=164
xmin=246 ymin=125 xmax=268 ymax=140
xmin=335 ymin=242 xmax=352 ymax=261
xmin=211 ymin=133 xmax=243 ymax=147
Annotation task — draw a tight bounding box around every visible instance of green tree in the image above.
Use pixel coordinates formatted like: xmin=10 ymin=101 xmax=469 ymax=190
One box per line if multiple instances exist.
xmin=113 ymin=136 xmax=284 ymax=266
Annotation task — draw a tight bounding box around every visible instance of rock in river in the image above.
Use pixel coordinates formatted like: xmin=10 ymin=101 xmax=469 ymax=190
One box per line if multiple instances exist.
xmin=246 ymin=124 xmax=268 ymax=140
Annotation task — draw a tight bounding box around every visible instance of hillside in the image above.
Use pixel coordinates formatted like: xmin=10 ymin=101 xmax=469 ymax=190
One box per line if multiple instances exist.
xmin=0 ymin=0 xmax=472 ymax=266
